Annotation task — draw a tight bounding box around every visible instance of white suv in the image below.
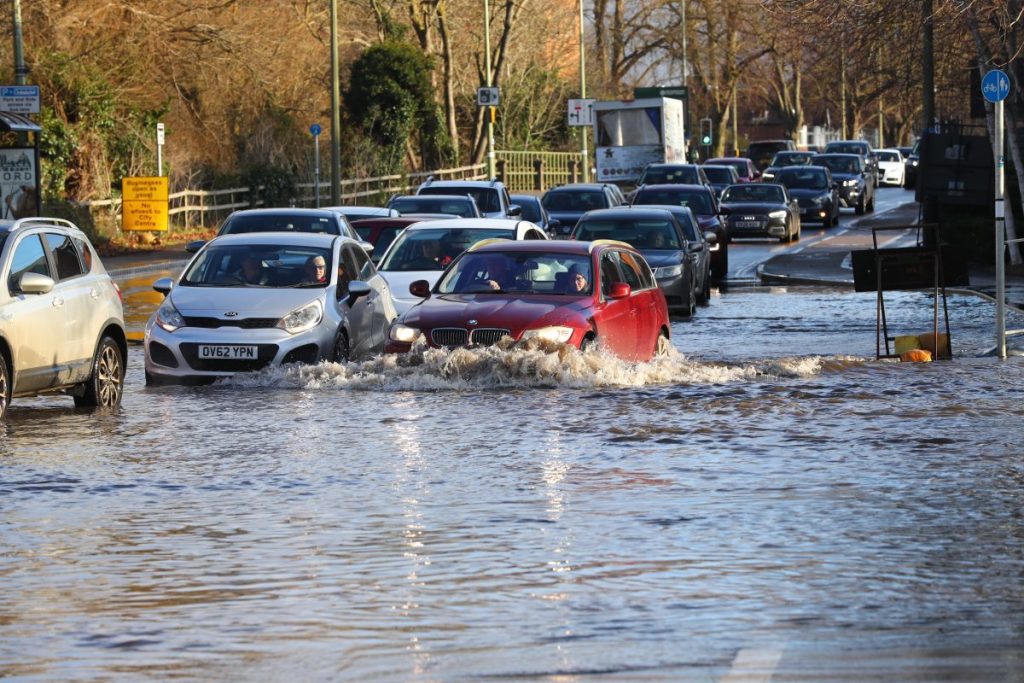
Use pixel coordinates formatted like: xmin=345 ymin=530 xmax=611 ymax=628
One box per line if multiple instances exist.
xmin=415 ymin=178 xmax=521 ymax=219
xmin=0 ymin=218 xmax=126 ymax=418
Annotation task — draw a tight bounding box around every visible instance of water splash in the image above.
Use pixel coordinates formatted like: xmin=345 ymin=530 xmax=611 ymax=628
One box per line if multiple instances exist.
xmin=223 ymin=338 xmax=860 ymax=392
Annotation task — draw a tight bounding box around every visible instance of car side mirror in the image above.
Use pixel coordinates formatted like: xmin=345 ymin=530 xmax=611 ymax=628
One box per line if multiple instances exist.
xmin=507 ymin=204 xmax=522 ymax=217
xmin=358 ymin=241 xmax=374 ymax=254
xmin=607 ymin=282 xmax=631 ymax=299
xmin=19 ymin=272 xmax=54 ymax=295
xmin=152 ymin=277 xmax=174 ymax=296
xmin=409 ymin=280 xmax=431 ymax=298
xmin=703 ymin=231 xmax=718 ymax=244
xmin=185 ymin=240 xmax=206 ymax=254
xmin=347 ymin=280 xmax=371 ymax=305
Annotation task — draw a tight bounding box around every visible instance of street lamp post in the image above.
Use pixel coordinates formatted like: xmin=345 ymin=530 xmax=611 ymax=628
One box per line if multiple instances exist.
xmin=483 ymin=0 xmax=496 ymax=179
xmin=578 ymin=0 xmax=589 ymax=182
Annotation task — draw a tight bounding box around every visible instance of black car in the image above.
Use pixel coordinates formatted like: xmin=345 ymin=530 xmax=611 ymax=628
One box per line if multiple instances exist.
xmin=823 ymin=140 xmax=879 ymax=181
xmin=719 ymin=183 xmax=801 ymax=242
xmin=630 ymin=183 xmax=729 ymax=281
xmin=571 ymin=207 xmax=702 ymax=316
xmin=540 ymin=183 xmax=622 ymax=236
xmin=761 ymin=151 xmax=816 ymax=182
xmin=812 ymin=153 xmax=875 ymax=215
xmin=625 ymin=203 xmax=714 ymax=305
xmin=635 ymin=163 xmax=710 ymax=188
xmin=901 ymin=142 xmax=920 ymax=189
xmin=511 ymin=194 xmax=559 ymax=236
xmin=701 ymin=164 xmax=740 ymax=199
xmin=773 ymin=165 xmax=840 ymax=226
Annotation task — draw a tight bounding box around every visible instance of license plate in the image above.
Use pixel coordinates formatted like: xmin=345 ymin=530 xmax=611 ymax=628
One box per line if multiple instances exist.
xmin=737 ymin=221 xmax=760 ymax=228
xmin=198 ymin=344 xmax=257 ymax=359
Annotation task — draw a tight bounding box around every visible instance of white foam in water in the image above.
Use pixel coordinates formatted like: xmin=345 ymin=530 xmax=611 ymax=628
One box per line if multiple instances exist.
xmin=221 ymin=338 xmax=858 ymax=392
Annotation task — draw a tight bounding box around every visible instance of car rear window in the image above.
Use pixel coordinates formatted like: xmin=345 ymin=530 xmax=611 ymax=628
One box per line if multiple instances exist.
xmin=221 ymin=214 xmax=339 ymax=235
xmin=777 ymin=168 xmax=828 ymax=190
xmin=378 ymin=228 xmax=511 ymax=272
xmin=419 ymin=186 xmax=500 ymax=213
xmin=574 ymin=219 xmax=680 ymax=250
xmin=638 ymin=167 xmax=697 ymax=185
xmin=542 ymin=191 xmax=607 ymax=212
xmin=633 ymin=189 xmax=713 ymax=214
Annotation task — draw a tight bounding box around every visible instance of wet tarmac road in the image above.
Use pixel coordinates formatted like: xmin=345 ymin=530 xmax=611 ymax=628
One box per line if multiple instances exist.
xmin=2 ymin=207 xmax=1024 ymax=681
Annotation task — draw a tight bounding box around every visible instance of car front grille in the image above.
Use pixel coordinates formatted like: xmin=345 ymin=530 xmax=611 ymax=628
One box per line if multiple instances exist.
xmin=470 ymin=328 xmax=511 ymax=346
xmin=179 ymin=343 xmax=279 ymax=372
xmin=431 ymin=328 xmax=469 ymax=347
xmin=183 ymin=316 xmax=279 ymax=329
xmin=429 ymin=327 xmax=511 ymax=348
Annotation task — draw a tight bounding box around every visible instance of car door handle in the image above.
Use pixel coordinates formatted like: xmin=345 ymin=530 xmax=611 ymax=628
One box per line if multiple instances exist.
xmin=52 ymin=297 xmax=65 ymax=308
xmin=89 ymin=288 xmax=100 ymax=299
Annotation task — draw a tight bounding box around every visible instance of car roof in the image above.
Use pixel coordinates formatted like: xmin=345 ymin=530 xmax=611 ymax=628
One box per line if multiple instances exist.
xmin=391 ymin=193 xmax=476 ymax=202
xmin=349 ymin=217 xmax=428 ymax=228
xmin=813 ymin=152 xmax=860 ymax=159
xmin=420 ymin=179 xmax=503 ymax=188
xmin=510 ymin=194 xmax=541 ymax=203
xmin=581 ymin=207 xmax=677 ymax=220
xmin=706 ymin=157 xmax=752 ymax=162
xmin=207 ymin=232 xmax=342 ymax=248
xmin=227 ymin=208 xmax=342 ymax=217
xmin=0 ymin=217 xmax=85 ymax=236
xmin=468 ymin=238 xmax=635 ymax=256
xmin=402 ymin=217 xmax=530 ymax=231
xmin=635 ymin=183 xmax=711 ymax=192
xmin=545 ymin=183 xmax=612 ymax=192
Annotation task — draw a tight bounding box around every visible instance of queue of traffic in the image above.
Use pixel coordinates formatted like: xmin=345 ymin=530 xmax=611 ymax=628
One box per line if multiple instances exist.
xmin=0 ymin=140 xmax=897 ymax=409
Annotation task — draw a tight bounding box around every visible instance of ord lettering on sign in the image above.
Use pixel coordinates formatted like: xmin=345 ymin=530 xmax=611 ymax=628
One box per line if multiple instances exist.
xmin=122 ymin=176 xmax=169 ymax=231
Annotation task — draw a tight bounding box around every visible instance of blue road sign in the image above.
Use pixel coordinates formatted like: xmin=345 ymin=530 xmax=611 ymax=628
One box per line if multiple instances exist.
xmin=309 ymin=123 xmax=322 ymax=136
xmin=982 ymin=69 xmax=1010 ymax=103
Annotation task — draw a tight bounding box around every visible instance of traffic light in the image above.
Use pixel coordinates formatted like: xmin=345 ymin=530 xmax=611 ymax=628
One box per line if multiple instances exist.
xmin=700 ymin=118 xmax=713 ymax=146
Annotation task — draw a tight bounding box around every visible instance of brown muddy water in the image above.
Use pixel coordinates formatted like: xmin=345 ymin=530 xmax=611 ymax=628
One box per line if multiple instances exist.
xmin=2 ymin=285 xmax=1023 ymax=681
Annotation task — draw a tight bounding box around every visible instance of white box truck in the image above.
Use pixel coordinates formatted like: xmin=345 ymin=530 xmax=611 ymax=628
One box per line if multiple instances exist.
xmin=592 ymin=97 xmax=687 ymax=185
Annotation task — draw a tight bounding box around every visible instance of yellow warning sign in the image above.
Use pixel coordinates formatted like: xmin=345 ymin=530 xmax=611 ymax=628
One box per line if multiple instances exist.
xmin=122 ymin=176 xmax=169 ymax=231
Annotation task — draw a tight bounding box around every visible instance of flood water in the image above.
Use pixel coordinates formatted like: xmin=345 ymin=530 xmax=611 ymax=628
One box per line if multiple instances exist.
xmin=2 ymin=283 xmax=1024 ymax=681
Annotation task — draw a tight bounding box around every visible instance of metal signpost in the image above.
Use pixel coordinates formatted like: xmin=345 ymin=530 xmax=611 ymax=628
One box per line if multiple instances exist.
xmin=156 ymin=122 xmax=165 ymax=176
xmin=310 ymin=123 xmax=322 ymax=208
xmin=982 ymin=69 xmax=1010 ymax=358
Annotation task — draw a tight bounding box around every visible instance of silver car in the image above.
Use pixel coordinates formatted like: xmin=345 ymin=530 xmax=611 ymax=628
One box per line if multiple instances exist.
xmin=0 ymin=217 xmax=126 ymax=418
xmin=144 ymin=233 xmax=396 ymax=385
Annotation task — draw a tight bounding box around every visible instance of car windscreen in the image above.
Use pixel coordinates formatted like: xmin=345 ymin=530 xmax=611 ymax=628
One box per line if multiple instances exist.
xmin=773 ymin=152 xmax=813 ymax=166
xmin=702 ymin=167 xmax=735 ymax=183
xmin=378 ymin=228 xmax=511 ymax=272
xmin=815 ymin=156 xmax=862 ymax=174
xmin=574 ymin=218 xmax=681 ymax=250
xmin=437 ymin=251 xmax=593 ymax=296
xmin=419 ymin=186 xmax=500 ymax=213
xmin=389 ymin=197 xmax=476 ymax=217
xmin=825 ymin=143 xmax=866 ymax=156
xmin=220 ymin=214 xmax=339 ymax=235
xmin=776 ymin=168 xmax=829 ymax=190
xmin=721 ymin=185 xmax=785 ymax=203
xmin=542 ymin=190 xmax=607 ymax=212
xmin=638 ymin=167 xmax=697 ymax=185
xmin=181 ymin=244 xmax=333 ymax=288
xmin=633 ymin=189 xmax=713 ymax=215
xmin=355 ymin=225 xmax=405 ymax=256
xmin=877 ymin=151 xmax=900 ymax=162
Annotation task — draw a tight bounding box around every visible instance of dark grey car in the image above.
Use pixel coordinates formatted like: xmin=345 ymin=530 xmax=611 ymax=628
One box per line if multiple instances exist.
xmin=719 ymin=183 xmax=801 ymax=242
xmin=812 ymin=153 xmax=876 ymax=215
xmin=571 ymin=207 xmax=702 ymax=317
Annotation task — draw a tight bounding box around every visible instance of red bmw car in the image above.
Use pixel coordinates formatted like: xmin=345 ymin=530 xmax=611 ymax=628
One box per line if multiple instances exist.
xmin=385 ymin=240 xmax=671 ymax=361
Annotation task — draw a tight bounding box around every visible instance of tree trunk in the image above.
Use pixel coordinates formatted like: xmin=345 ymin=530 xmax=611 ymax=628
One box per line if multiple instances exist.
xmin=437 ymin=3 xmax=459 ymax=160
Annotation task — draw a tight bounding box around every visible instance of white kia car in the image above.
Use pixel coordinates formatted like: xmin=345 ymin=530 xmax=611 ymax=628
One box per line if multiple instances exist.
xmin=0 ymin=217 xmax=126 ymax=417
xmin=875 ymin=148 xmax=906 ymax=187
xmin=374 ymin=218 xmax=549 ymax=315
xmin=144 ymin=233 xmax=396 ymax=385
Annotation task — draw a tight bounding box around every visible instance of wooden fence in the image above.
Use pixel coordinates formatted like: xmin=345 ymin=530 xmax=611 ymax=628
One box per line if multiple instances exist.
xmin=74 ymin=150 xmax=589 ymax=230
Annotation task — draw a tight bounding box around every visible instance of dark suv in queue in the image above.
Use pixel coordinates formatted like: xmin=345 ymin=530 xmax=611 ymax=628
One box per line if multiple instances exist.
xmin=812 ymin=153 xmax=875 ymax=215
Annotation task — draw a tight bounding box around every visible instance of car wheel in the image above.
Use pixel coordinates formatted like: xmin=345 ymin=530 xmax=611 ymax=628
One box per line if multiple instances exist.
xmin=74 ymin=336 xmax=124 ymax=409
xmin=681 ymin=271 xmax=696 ymax=317
xmin=867 ymin=193 xmax=875 ymax=212
xmin=332 ymin=329 xmax=350 ymax=363
xmin=831 ymin=209 xmax=839 ymax=227
xmin=794 ymin=223 xmax=801 ymax=241
xmin=0 ymin=354 xmax=9 ymax=420
xmin=712 ymin=249 xmax=728 ymax=282
xmin=580 ymin=335 xmax=596 ymax=353
xmin=855 ymin=195 xmax=865 ymax=215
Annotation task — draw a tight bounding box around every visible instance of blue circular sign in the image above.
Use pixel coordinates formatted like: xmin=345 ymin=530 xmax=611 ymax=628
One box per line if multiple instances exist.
xmin=982 ymin=69 xmax=1010 ymax=103
xmin=309 ymin=123 xmax=322 ymax=136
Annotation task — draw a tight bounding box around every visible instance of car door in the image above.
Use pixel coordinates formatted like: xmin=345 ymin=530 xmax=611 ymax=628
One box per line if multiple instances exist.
xmin=595 ymin=252 xmax=636 ymax=358
xmin=614 ymin=250 xmax=659 ymax=357
xmin=44 ymin=232 xmax=94 ymax=381
xmin=349 ymin=243 xmax=395 ymax=352
xmin=337 ymin=243 xmax=375 ymax=357
xmin=3 ymin=232 xmax=67 ymax=392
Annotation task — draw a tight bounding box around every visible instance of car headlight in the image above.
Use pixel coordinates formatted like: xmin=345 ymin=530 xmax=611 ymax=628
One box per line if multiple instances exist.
xmin=277 ymin=300 xmax=323 ymax=334
xmin=768 ymin=210 xmax=787 ymax=219
xmin=156 ymin=298 xmax=186 ymax=332
xmin=843 ymin=179 xmax=858 ymax=187
xmin=654 ymin=264 xmax=683 ymax=278
xmin=910 ymin=159 xmax=919 ymax=167
xmin=520 ymin=326 xmax=574 ymax=343
xmin=389 ymin=323 xmax=422 ymax=343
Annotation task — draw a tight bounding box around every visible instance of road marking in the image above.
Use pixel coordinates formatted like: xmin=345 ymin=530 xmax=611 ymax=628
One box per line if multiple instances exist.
xmin=720 ymin=647 xmax=784 ymax=683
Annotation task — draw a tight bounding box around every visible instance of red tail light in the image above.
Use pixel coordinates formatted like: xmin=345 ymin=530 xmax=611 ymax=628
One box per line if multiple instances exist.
xmin=113 ymin=281 xmax=123 ymax=303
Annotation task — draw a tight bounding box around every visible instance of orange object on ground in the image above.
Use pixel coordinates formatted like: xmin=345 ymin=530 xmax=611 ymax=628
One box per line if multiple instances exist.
xmin=900 ymin=349 xmax=933 ymax=363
